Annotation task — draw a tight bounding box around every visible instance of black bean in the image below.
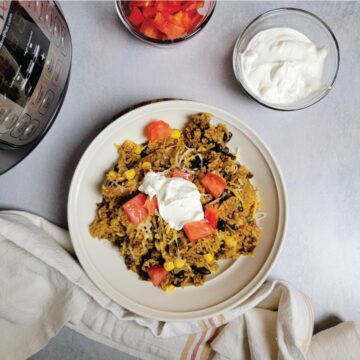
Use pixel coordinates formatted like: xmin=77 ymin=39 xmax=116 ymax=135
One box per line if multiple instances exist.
xmin=217 ymin=219 xmax=226 ymax=231
xmin=114 ymin=164 xmax=119 ymax=172
xmin=175 ymin=271 xmax=185 ymax=279
xmin=222 ymin=147 xmax=230 ymax=154
xmin=124 ymin=256 xmax=132 ymax=267
xmin=223 ymin=132 xmax=233 ymax=142
xmin=114 ymin=237 xmax=126 ymax=247
xmin=228 ymin=153 xmax=236 ymax=160
xmin=174 ymin=282 xmax=182 ymax=287
xmin=141 ymin=251 xmax=152 ymax=262
xmin=190 ymin=156 xmax=202 ymax=170
xmin=192 ymin=267 xmax=211 ymax=275
xmin=139 ymin=270 xmax=149 ymax=280
xmin=140 ymin=148 xmax=149 ymax=157
xmin=219 ymin=192 xmax=231 ymax=203
xmin=203 ymin=158 xmax=210 ymax=167
xmin=213 ymin=143 xmax=223 ymax=152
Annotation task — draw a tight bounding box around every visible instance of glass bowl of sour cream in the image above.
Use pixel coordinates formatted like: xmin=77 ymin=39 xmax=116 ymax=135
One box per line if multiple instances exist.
xmin=233 ymin=8 xmax=340 ymax=111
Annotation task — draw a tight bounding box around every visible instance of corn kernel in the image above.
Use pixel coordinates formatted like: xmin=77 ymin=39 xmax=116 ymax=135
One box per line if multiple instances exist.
xmin=170 ymin=129 xmax=181 ymax=139
xmin=142 ymin=161 xmax=152 ymax=170
xmin=204 ymin=253 xmax=214 ymax=263
xmin=107 ymin=171 xmax=117 ymax=181
xmin=174 ymin=258 xmax=185 ymax=269
xmin=135 ymin=145 xmax=143 ymax=155
xmin=225 ymin=237 xmax=236 ymax=247
xmin=164 ymin=261 xmax=175 ymax=271
xmin=124 ymin=140 xmax=135 ymax=147
xmin=165 ymin=285 xmax=175 ymax=292
xmin=124 ymin=169 xmax=136 ymax=180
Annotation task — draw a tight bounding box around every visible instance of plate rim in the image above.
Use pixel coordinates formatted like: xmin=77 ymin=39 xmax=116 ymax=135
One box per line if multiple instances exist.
xmin=68 ymin=100 xmax=287 ymax=321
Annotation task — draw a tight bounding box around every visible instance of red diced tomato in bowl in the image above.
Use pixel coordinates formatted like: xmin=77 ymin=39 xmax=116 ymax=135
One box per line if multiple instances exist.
xmin=124 ymin=0 xmax=207 ymax=41
xmin=142 ymin=6 xmax=157 ymax=18
xmin=140 ymin=19 xmax=162 ymax=39
xmin=128 ymin=6 xmax=144 ymax=27
xmin=155 ymin=0 xmax=182 ymax=15
xmin=129 ymin=1 xmax=154 ymax=10
xmin=182 ymin=0 xmax=204 ymax=11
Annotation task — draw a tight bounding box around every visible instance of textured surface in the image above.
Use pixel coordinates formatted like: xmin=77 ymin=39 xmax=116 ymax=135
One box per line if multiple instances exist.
xmin=0 ymin=1 xmax=358 ymax=359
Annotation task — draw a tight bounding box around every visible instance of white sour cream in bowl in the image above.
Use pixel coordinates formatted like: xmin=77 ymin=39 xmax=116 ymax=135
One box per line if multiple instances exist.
xmin=239 ymin=28 xmax=328 ymax=105
xmin=232 ymin=8 xmax=340 ymax=111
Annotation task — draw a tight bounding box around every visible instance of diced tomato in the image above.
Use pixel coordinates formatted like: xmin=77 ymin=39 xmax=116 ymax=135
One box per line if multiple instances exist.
xmin=205 ymin=206 xmax=218 ymax=229
xmin=122 ymin=194 xmax=148 ymax=225
xmin=127 ymin=6 xmax=145 ymax=27
xmin=127 ymin=0 xmax=205 ymax=40
xmin=187 ymin=11 xmax=203 ymax=32
xmin=172 ymin=168 xmax=192 ymax=181
xmin=200 ymin=172 xmax=226 ymax=198
xmin=155 ymin=0 xmax=182 ymax=15
xmin=147 ymin=120 xmax=172 ymax=140
xmin=147 ymin=265 xmax=167 ymax=286
xmin=139 ymin=19 xmax=162 ymax=39
xmin=172 ymin=10 xmax=192 ymax=32
xmin=183 ymin=219 xmax=215 ymax=242
xmin=162 ymin=22 xmax=186 ymax=39
xmin=129 ymin=0 xmax=154 ymax=10
xmin=153 ymin=12 xmax=186 ymax=38
xmin=182 ymin=0 xmax=204 ymax=11
xmin=145 ymin=195 xmax=158 ymax=215
xmin=153 ymin=12 xmax=171 ymax=32
xmin=142 ymin=6 xmax=157 ymax=18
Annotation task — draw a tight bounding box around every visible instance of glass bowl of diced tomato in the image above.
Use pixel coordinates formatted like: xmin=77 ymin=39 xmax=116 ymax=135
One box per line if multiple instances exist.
xmin=115 ymin=1 xmax=216 ymax=46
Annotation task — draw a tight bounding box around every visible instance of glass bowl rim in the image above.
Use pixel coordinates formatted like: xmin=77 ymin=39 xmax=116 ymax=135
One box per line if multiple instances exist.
xmin=115 ymin=0 xmax=217 ymax=45
xmin=232 ymin=7 xmax=341 ymax=111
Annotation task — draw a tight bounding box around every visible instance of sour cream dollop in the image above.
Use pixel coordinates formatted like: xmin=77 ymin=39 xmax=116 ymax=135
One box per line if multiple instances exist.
xmin=239 ymin=27 xmax=328 ymax=105
xmin=139 ymin=172 xmax=204 ymax=230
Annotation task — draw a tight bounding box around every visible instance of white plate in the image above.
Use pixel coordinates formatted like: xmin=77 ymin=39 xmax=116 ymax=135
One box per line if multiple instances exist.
xmin=68 ymin=100 xmax=287 ymax=321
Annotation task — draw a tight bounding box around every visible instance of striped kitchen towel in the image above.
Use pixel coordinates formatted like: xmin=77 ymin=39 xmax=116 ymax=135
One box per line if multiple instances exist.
xmin=0 ymin=211 xmax=359 ymax=360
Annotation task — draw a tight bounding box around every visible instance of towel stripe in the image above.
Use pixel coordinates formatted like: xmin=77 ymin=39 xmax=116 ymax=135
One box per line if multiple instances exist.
xmin=199 ymin=328 xmax=218 ymax=360
xmin=218 ymin=314 xmax=226 ymax=325
xmin=208 ymin=317 xmax=217 ymax=328
xmin=181 ymin=317 xmax=226 ymax=360
xmin=190 ymin=330 xmax=208 ymax=360
xmin=180 ymin=333 xmax=197 ymax=360
xmin=199 ymin=320 xmax=208 ymax=331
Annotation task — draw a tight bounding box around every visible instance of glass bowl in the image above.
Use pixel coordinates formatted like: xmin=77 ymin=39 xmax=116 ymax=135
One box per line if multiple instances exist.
xmin=115 ymin=1 xmax=216 ymax=47
xmin=233 ymin=8 xmax=340 ymax=111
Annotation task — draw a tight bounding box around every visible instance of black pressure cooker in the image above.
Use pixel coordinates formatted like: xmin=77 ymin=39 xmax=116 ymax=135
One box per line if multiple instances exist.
xmin=0 ymin=0 xmax=71 ymax=174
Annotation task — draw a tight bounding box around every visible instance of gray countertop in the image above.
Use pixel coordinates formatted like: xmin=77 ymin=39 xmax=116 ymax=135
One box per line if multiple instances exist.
xmin=0 ymin=1 xmax=358 ymax=359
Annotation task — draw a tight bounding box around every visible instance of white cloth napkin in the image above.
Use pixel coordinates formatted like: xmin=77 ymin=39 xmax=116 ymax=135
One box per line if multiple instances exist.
xmin=0 ymin=211 xmax=359 ymax=360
